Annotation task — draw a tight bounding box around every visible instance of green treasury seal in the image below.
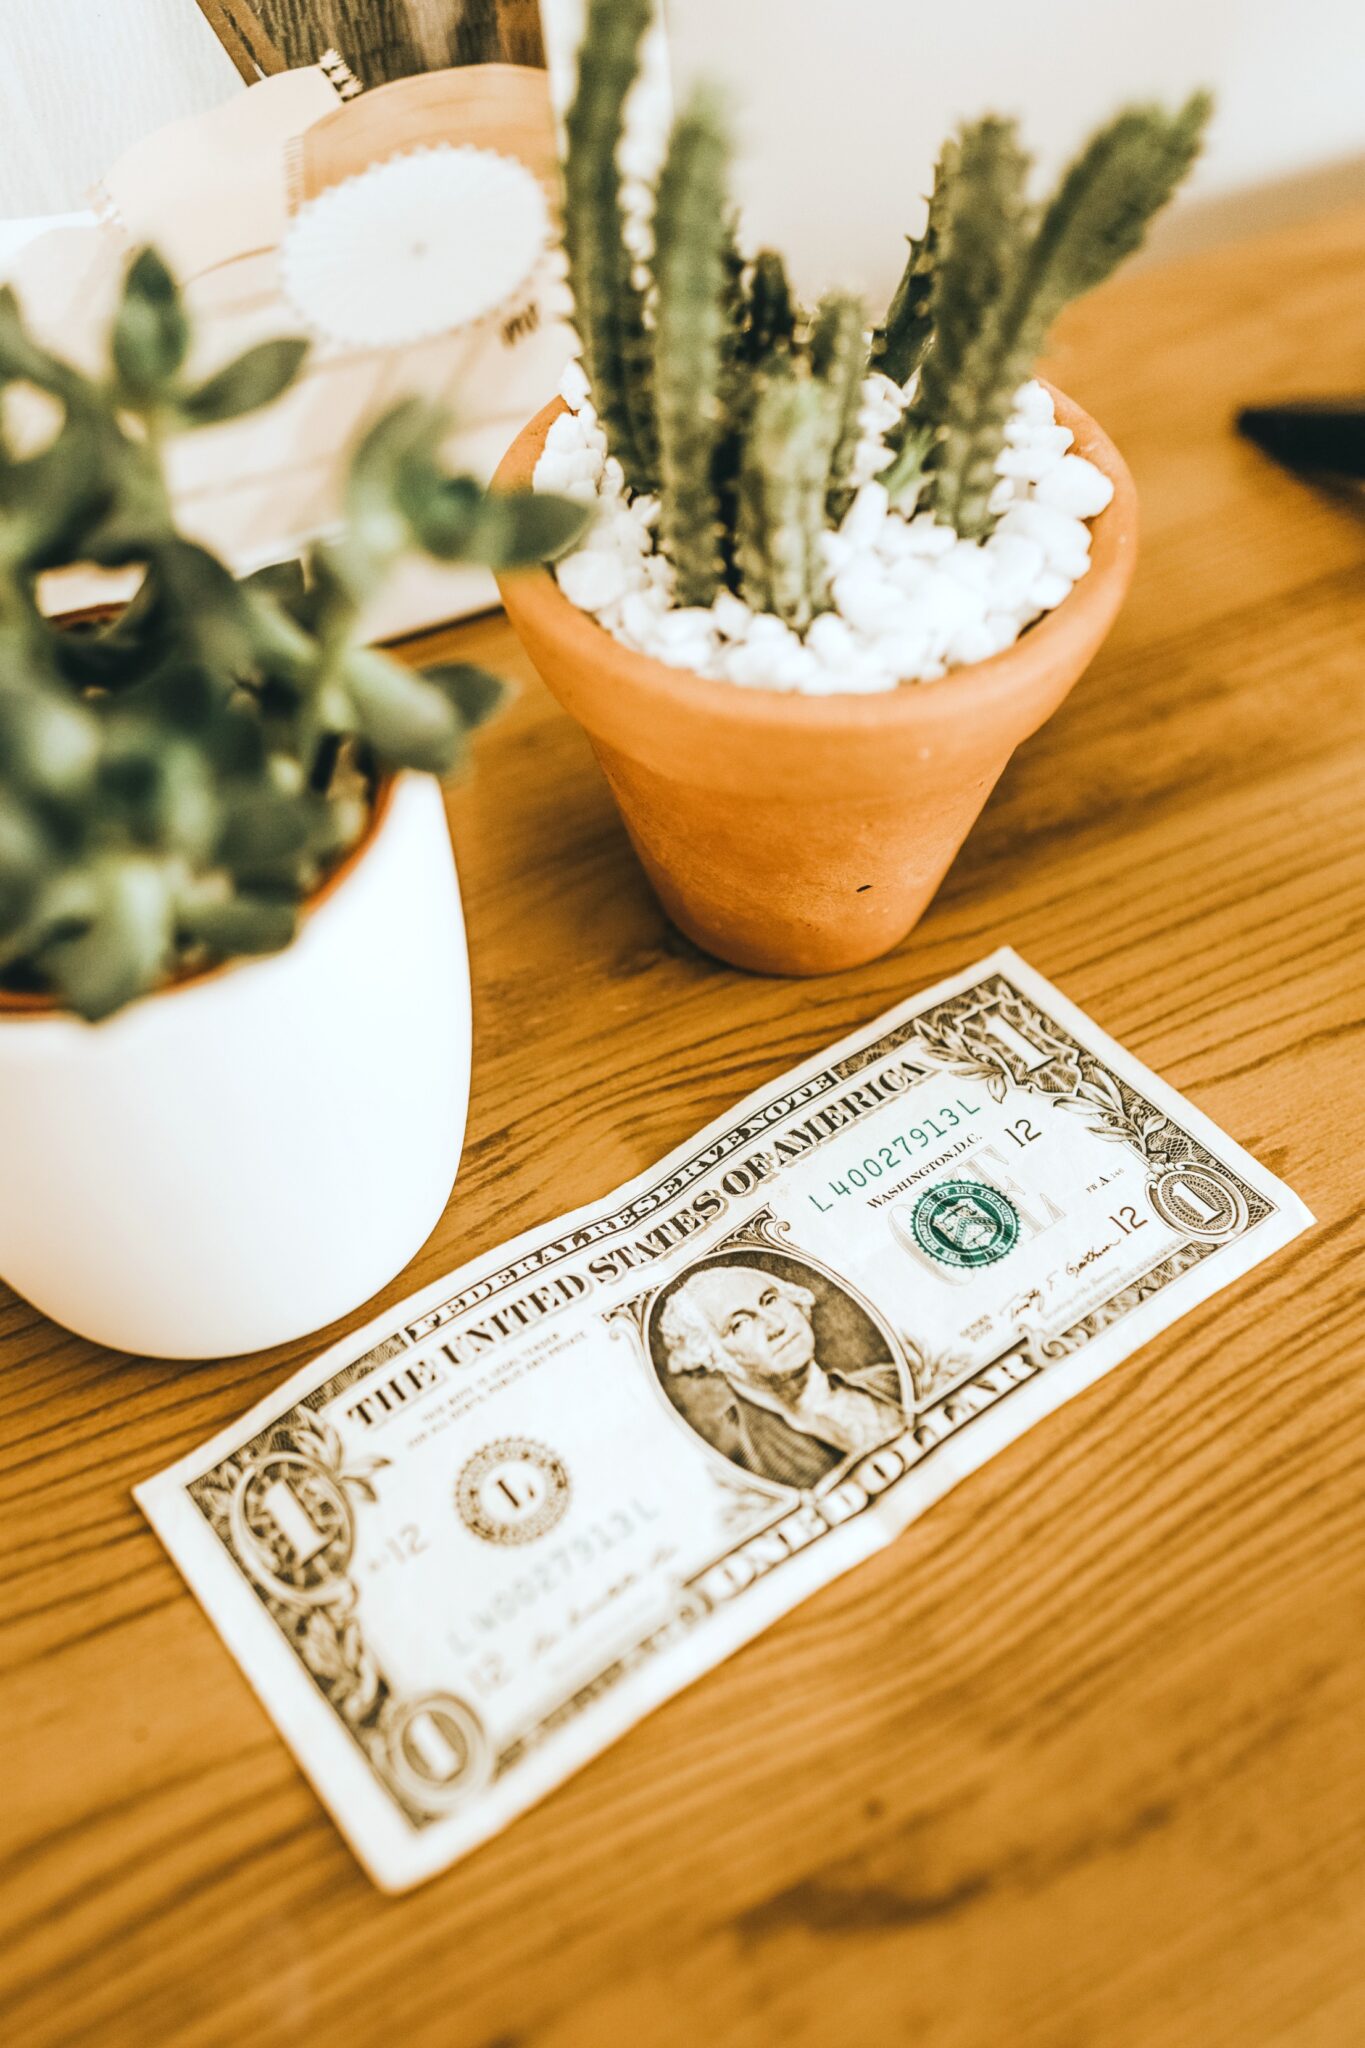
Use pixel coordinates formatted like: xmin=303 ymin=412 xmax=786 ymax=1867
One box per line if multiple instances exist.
xmin=911 ymin=1180 xmax=1020 ymax=1269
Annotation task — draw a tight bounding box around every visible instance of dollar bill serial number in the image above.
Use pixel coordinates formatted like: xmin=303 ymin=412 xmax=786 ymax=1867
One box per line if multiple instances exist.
xmin=809 ymin=1098 xmax=985 ymax=1211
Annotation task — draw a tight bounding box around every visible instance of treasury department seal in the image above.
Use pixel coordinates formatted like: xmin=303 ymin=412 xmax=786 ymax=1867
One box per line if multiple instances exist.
xmin=911 ymin=1179 xmax=1020 ymax=1270
xmin=456 ymin=1438 xmax=570 ymax=1546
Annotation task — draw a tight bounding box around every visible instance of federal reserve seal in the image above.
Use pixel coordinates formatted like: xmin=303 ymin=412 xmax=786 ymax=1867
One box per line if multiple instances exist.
xmin=455 ymin=1438 xmax=570 ymax=1547
xmin=911 ymin=1180 xmax=1020 ymax=1269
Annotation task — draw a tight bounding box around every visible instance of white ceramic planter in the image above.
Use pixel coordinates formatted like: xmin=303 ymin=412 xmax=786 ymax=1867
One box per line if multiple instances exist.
xmin=0 ymin=773 xmax=470 ymax=1359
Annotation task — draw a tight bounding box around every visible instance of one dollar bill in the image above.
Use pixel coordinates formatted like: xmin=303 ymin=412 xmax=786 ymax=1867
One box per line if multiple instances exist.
xmin=137 ymin=950 xmax=1312 ymax=1890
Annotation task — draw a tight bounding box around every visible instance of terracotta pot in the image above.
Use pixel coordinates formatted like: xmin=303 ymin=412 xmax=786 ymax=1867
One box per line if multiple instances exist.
xmin=494 ymin=385 xmax=1137 ymax=975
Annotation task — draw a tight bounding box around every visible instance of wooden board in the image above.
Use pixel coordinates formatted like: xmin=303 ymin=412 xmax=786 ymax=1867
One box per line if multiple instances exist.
xmin=197 ymin=0 xmax=545 ymax=84
xmin=1 ymin=203 xmax=1363 ymax=2048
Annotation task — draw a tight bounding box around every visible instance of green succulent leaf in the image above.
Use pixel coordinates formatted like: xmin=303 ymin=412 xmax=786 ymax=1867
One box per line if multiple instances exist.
xmin=460 ymin=488 xmax=590 ymax=568
xmin=0 ymin=239 xmax=552 ymax=1015
xmin=40 ymin=855 xmax=177 ymax=1022
xmin=177 ymin=889 xmax=298 ymax=956
xmin=418 ymin=664 xmax=509 ymax=730
xmin=112 ymin=248 xmax=190 ymax=402
xmin=0 ymin=285 xmax=83 ymax=396
xmin=215 ymin=785 xmax=319 ymax=868
xmin=344 ymin=398 xmax=448 ymax=567
xmin=0 ymin=686 xmax=100 ymax=795
xmin=342 ymin=649 xmax=463 ymax=773
xmin=177 ymin=338 xmax=309 ymax=427
xmin=394 ymin=471 xmax=482 ymax=558
xmin=0 ymin=799 xmax=50 ymax=931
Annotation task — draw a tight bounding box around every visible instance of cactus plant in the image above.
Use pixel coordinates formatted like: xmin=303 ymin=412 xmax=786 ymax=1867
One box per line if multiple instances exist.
xmin=873 ymin=137 xmax=959 ymax=392
xmin=557 ymin=0 xmax=1209 ymax=631
xmin=561 ymin=0 xmax=658 ymax=493
xmin=902 ymin=94 xmax=1213 ymax=536
xmin=810 ymin=292 xmax=870 ymax=522
xmin=651 ymin=84 xmax=731 ymax=607
xmin=736 ymin=367 xmax=838 ymax=632
xmin=0 ymin=248 xmax=586 ymax=1021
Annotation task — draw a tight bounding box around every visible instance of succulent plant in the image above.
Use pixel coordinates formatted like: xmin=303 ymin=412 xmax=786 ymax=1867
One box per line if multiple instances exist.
xmin=559 ymin=0 xmax=1209 ymax=614
xmin=0 ymin=249 xmax=586 ymax=1021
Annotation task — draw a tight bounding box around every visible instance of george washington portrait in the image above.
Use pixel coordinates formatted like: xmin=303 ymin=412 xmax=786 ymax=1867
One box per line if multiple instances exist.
xmin=648 ymin=1250 xmax=908 ymax=1491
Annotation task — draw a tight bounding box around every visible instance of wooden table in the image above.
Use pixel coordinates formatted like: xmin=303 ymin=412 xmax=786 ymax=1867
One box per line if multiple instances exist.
xmin=3 ymin=204 xmax=1363 ymax=2048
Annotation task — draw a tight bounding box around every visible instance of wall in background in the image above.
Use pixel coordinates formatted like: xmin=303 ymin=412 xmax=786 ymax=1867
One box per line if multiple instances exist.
xmin=3 ymin=0 xmax=1362 ymax=251
xmin=0 ymin=1 xmax=240 ymax=214
xmin=667 ymin=0 xmax=1365 ymax=301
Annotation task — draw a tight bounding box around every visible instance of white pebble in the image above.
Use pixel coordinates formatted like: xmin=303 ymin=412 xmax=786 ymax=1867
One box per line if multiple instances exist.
xmin=1012 ymin=379 xmax=1053 ymax=422
xmin=587 ymin=502 xmax=648 ymax=556
xmin=632 ymin=493 xmax=661 ymax=529
xmin=995 ymin=433 xmax=1072 ymax=484
xmin=997 ymin=500 xmax=1091 ymax=577
xmin=885 ymin=553 xmax=932 ymax=598
xmin=618 ymin=590 xmax=666 ymax=643
xmin=557 ymin=549 xmax=630 ymax=612
xmin=820 ymin=528 xmax=855 ymax=574
xmin=863 ymin=370 xmax=904 ymax=409
xmin=849 ymin=435 xmax=890 ymax=487
xmin=770 ymin=645 xmax=822 ymax=690
xmin=1029 ymin=569 xmax=1075 ymax=612
xmin=806 ymin=611 xmax=859 ymax=667
xmin=545 ymin=409 xmax=588 ymax=456
xmin=1032 ymin=454 xmax=1114 ymax=518
xmin=746 ymin=614 xmax=803 ymax=659
xmin=901 ymin=514 xmax=956 ymax=558
xmin=982 ymin=612 xmax=1022 ymax=655
xmin=984 ymin=532 xmax=1045 ymax=608
xmin=558 ymin=359 xmax=591 ymax=410
xmin=599 ymin=455 xmax=625 ymax=499
xmin=872 ymin=627 xmax=934 ymax=680
xmin=832 ymin=561 xmax=903 ymax=634
xmin=902 ymin=569 xmax=979 ymax=643
xmin=723 ymin=641 xmax=782 ymax=688
xmin=710 ymin=591 xmax=753 ymax=641
xmin=943 ymin=619 xmax=1000 ymax=668
xmin=836 ymin=661 xmax=900 ymax=695
xmin=939 ymin=538 xmax=993 ymax=595
xmin=533 ymin=451 xmax=573 ymax=493
xmin=840 ymin=480 xmax=890 ymax=549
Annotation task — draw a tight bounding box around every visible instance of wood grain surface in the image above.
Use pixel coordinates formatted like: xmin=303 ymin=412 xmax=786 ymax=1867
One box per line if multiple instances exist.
xmin=2 ymin=205 xmax=1363 ymax=2048
xmin=221 ymin=0 xmax=545 ymax=82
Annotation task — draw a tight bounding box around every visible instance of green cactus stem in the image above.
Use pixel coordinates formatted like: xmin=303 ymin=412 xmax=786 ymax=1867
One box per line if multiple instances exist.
xmin=901 ymin=116 xmax=1033 ymax=539
xmin=736 ymin=367 xmax=836 ymax=632
xmin=651 ymin=85 xmax=731 ymax=607
xmin=810 ymin=292 xmax=868 ymax=522
xmin=743 ymin=248 xmax=798 ymax=365
xmin=875 ymin=137 xmax=959 ymax=390
xmin=711 ymin=215 xmax=749 ymax=577
xmin=561 ymin=0 xmax=658 ymax=491
xmin=911 ymin=95 xmax=1211 ymax=537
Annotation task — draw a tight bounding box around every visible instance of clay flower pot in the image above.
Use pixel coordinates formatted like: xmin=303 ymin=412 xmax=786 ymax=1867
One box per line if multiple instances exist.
xmin=495 ymin=385 xmax=1137 ymax=976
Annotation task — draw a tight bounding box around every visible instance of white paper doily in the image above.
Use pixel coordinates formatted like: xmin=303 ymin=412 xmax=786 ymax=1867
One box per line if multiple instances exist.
xmin=280 ymin=145 xmax=550 ymax=349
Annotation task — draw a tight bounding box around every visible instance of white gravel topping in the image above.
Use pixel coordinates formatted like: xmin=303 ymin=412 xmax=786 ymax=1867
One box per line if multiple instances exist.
xmin=535 ymin=370 xmax=1115 ymax=694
